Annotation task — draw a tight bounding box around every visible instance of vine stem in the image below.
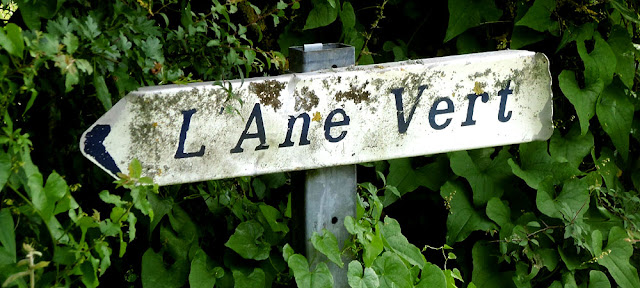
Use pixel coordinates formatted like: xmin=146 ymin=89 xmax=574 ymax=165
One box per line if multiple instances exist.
xmin=356 ymin=0 xmax=389 ymax=64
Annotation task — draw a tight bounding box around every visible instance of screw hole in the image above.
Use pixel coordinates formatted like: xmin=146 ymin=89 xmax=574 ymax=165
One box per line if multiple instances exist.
xmin=331 ymin=64 xmax=338 ymax=68
xmin=331 ymin=217 xmax=338 ymax=224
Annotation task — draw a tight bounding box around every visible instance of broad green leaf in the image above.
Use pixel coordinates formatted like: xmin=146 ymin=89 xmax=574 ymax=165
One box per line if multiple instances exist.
xmin=80 ymin=258 xmax=100 ymax=288
xmin=594 ymin=149 xmax=619 ymax=190
xmin=537 ymin=248 xmax=559 ymax=272
xmin=62 ymin=32 xmax=78 ymax=54
xmin=362 ymin=232 xmax=383 ymax=268
xmin=516 ymin=0 xmax=558 ymax=34
xmin=596 ymin=80 xmax=633 ymax=160
xmin=304 ymin=0 xmax=339 ymax=30
xmin=94 ymin=74 xmax=112 ymax=111
xmin=39 ymin=172 xmax=68 ymax=219
xmin=233 ymin=268 xmax=266 ymax=288
xmin=597 ymin=227 xmax=640 ymax=288
xmin=311 ymin=229 xmax=343 ymax=268
xmin=441 ymin=181 xmax=496 ymax=244
xmin=536 ymin=178 xmax=589 ymax=220
xmin=0 ymin=23 xmax=24 ymax=58
xmin=148 ymin=193 xmax=172 ymax=232
xmin=444 ymin=0 xmax=502 ymax=42
xmin=225 ymin=220 xmax=271 ymax=260
xmin=0 ymin=152 xmax=11 ymax=190
xmin=372 ymin=252 xmax=412 ymax=288
xmin=385 ymin=156 xmax=448 ymax=205
xmin=416 ymin=263 xmax=447 ymax=288
xmin=607 ymin=26 xmax=636 ymax=88
xmin=99 ymin=190 xmax=127 ymax=207
xmin=549 ymin=123 xmax=594 ymax=168
xmin=588 ymin=270 xmax=611 ymax=288
xmin=340 ymin=2 xmax=356 ymax=29
xmin=259 ymin=204 xmax=289 ymax=233
xmin=287 ymin=254 xmax=334 ymax=288
xmin=578 ymin=33 xmax=616 ymax=86
xmin=558 ymin=70 xmax=604 ymax=135
xmin=0 ymin=209 xmax=16 ymax=265
xmin=610 ymin=0 xmax=640 ymax=24
xmin=557 ymin=23 xmax=595 ymax=51
xmin=347 ymin=261 xmax=379 ymax=288
xmin=510 ymin=27 xmax=545 ymax=49
xmin=486 ymin=197 xmax=510 ymax=228
xmin=379 ymin=217 xmax=426 ymax=269
xmin=131 ymin=186 xmax=154 ymax=220
xmin=141 ymin=248 xmax=189 ymax=288
xmin=471 ymin=242 xmax=515 ymax=288
xmin=449 ymin=148 xmax=513 ymax=206
xmin=508 ymin=141 xmax=581 ymax=189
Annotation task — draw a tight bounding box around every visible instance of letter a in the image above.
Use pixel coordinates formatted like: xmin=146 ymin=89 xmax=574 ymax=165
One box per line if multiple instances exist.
xmin=230 ymin=103 xmax=270 ymax=153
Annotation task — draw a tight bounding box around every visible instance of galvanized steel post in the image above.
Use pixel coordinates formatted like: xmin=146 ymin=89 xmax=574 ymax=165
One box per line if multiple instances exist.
xmin=289 ymin=43 xmax=356 ymax=287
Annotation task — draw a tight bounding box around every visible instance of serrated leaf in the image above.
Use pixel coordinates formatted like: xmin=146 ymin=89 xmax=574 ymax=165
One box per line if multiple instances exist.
xmin=597 ymin=80 xmax=634 ymax=161
xmin=304 ymin=0 xmax=339 ymax=30
xmin=311 ymin=229 xmax=343 ymax=268
xmin=372 ymin=252 xmax=412 ymax=288
xmin=141 ymin=36 xmax=164 ymax=63
xmin=549 ymin=123 xmax=594 ymax=168
xmin=233 ymin=268 xmax=265 ymax=288
xmin=444 ymin=0 xmax=502 ymax=42
xmin=597 ymin=227 xmax=640 ymax=288
xmin=225 ymin=220 xmax=270 ymax=260
xmin=94 ymin=74 xmax=112 ymax=111
xmin=515 ymin=0 xmax=558 ymax=33
xmin=347 ymin=261 xmax=379 ymax=288
xmin=558 ymin=70 xmax=604 ymax=135
xmin=62 ymin=33 xmax=79 ymax=54
xmin=508 ymin=141 xmax=582 ymax=189
xmin=287 ymin=254 xmax=334 ymax=288
xmin=441 ymin=181 xmax=496 ymax=244
xmin=449 ymin=148 xmax=513 ymax=206
xmin=379 ymin=217 xmax=426 ymax=269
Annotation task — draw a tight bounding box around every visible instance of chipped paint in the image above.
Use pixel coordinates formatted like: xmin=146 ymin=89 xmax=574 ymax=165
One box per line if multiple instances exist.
xmin=80 ymin=50 xmax=553 ymax=186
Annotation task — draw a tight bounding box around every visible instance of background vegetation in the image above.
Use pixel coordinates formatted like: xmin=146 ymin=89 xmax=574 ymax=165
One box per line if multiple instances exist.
xmin=0 ymin=0 xmax=639 ymax=287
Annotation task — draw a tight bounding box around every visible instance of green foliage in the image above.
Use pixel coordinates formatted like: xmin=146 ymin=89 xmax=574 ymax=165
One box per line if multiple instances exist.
xmin=1 ymin=0 xmax=639 ymax=287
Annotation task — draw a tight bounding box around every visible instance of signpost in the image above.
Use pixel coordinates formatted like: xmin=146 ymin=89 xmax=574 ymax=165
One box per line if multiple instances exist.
xmin=80 ymin=49 xmax=553 ymax=186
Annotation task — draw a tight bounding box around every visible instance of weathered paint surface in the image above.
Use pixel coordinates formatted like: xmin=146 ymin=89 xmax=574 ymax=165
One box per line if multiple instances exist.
xmin=80 ymin=50 xmax=553 ymax=186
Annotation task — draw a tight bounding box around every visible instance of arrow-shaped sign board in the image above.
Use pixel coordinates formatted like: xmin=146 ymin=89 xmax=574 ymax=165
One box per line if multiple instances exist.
xmin=80 ymin=50 xmax=553 ymax=186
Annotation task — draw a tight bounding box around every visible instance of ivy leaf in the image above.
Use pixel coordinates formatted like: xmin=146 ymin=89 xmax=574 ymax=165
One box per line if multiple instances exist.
xmin=597 ymin=227 xmax=640 ymax=288
xmin=449 ymin=148 xmax=513 ymax=206
xmin=287 ymin=254 xmax=334 ymax=288
xmin=311 ymin=229 xmax=343 ymax=268
xmin=471 ymin=242 xmax=515 ymax=288
xmin=558 ymin=70 xmax=604 ymax=135
xmin=385 ymin=156 xmax=449 ymax=205
xmin=578 ymin=33 xmax=616 ymax=86
xmin=508 ymin=141 xmax=581 ymax=190
xmin=536 ymin=177 xmax=589 ymax=221
xmin=486 ymin=197 xmax=511 ymax=228
xmin=549 ymin=123 xmax=594 ymax=168
xmin=0 ymin=23 xmax=24 ymax=58
xmin=588 ymin=270 xmax=611 ymax=288
xmin=304 ymin=0 xmax=339 ymax=30
xmin=372 ymin=252 xmax=412 ymax=288
xmin=441 ymin=181 xmax=496 ymax=244
xmin=444 ymin=0 xmax=502 ymax=42
xmin=379 ymin=217 xmax=426 ymax=269
xmin=515 ymin=0 xmax=558 ymax=34
xmin=0 ymin=209 xmax=16 ymax=265
xmin=416 ymin=263 xmax=447 ymax=288
xmin=233 ymin=268 xmax=266 ymax=288
xmin=225 ymin=220 xmax=271 ymax=260
xmin=347 ymin=261 xmax=379 ymax=288
xmin=607 ymin=26 xmax=636 ymax=88
xmin=597 ymin=80 xmax=634 ymax=161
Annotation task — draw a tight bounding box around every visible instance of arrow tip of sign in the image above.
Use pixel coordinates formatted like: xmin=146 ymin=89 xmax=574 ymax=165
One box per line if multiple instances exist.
xmin=82 ymin=124 xmax=122 ymax=176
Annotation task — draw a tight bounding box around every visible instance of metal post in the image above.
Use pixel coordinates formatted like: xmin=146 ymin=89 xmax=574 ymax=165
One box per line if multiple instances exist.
xmin=289 ymin=43 xmax=356 ymax=287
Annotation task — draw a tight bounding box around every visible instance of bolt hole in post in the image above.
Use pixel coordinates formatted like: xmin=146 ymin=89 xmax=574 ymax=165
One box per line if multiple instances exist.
xmin=331 ymin=64 xmax=338 ymax=68
xmin=332 ymin=217 xmax=338 ymax=224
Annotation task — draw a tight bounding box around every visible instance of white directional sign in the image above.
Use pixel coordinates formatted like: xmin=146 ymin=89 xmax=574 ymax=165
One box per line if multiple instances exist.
xmin=80 ymin=50 xmax=553 ymax=186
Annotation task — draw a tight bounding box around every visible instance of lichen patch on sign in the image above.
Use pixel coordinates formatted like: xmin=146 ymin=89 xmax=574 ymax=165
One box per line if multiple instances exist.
xmin=250 ymin=80 xmax=285 ymax=110
xmin=294 ymin=86 xmax=319 ymax=111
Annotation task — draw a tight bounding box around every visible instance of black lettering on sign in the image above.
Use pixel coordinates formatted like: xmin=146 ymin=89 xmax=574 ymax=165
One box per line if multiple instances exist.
xmin=429 ymin=97 xmax=454 ymax=130
xmin=230 ymin=103 xmax=269 ymax=153
xmin=324 ymin=108 xmax=350 ymax=142
xmin=175 ymin=109 xmax=206 ymax=159
xmin=279 ymin=113 xmax=311 ymax=148
xmin=498 ymin=80 xmax=513 ymax=122
xmin=461 ymin=92 xmax=489 ymax=126
xmin=392 ymin=85 xmax=427 ymax=133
